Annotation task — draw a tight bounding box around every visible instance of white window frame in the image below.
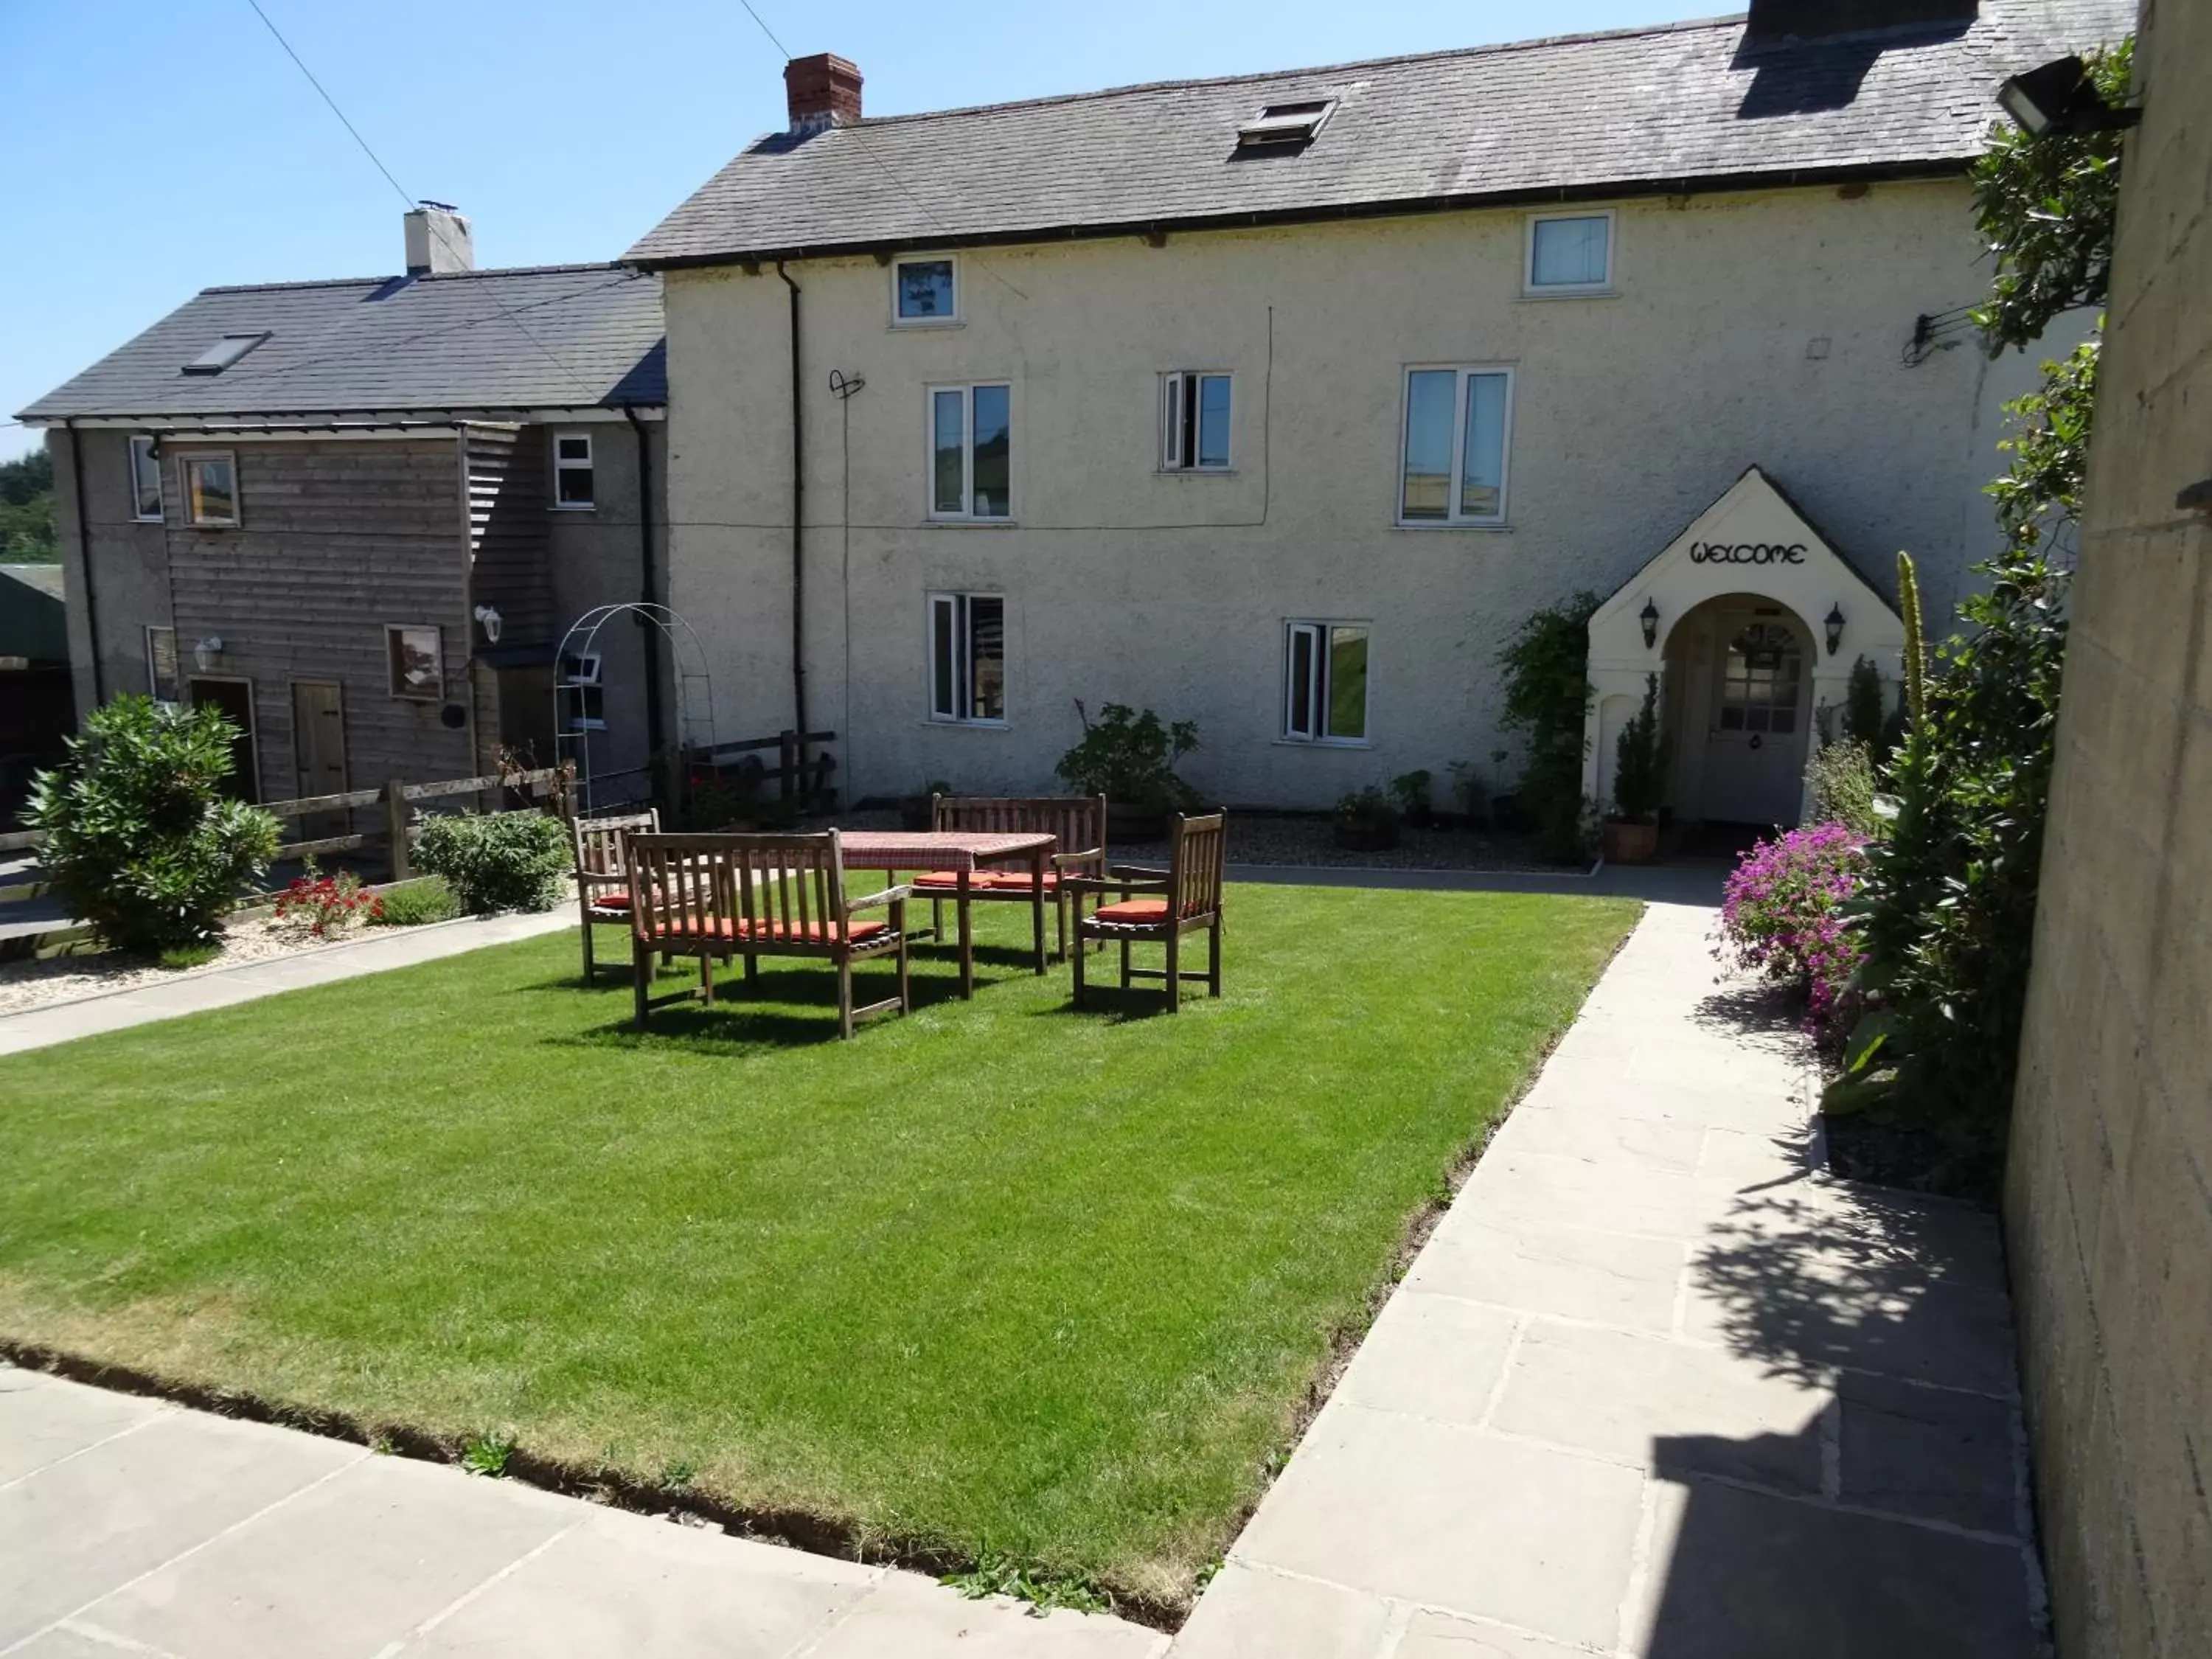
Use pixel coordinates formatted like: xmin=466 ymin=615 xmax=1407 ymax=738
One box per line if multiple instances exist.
xmin=180 ymin=451 xmax=240 ymax=528
xmin=128 ymin=435 xmax=164 ymax=522
xmin=891 ymin=254 xmax=961 ymax=327
xmin=926 ymin=591 xmax=1007 ymax=726
xmin=925 ymin=383 xmax=1013 ymax=521
xmin=385 ymin=623 xmax=445 ymax=702
xmin=1523 ymin=209 xmax=1616 ymax=297
xmin=144 ymin=625 xmax=179 ymax=706
xmin=551 ymin=431 xmax=595 ymax=510
xmin=1282 ymin=619 xmax=1372 ymax=746
xmin=1396 ymin=364 xmax=1514 ymax=529
xmin=558 ymin=651 xmax=605 ymax=730
xmin=1161 ymin=371 xmax=1234 ymax=471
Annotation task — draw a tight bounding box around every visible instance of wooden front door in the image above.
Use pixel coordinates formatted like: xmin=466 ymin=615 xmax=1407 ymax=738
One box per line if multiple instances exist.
xmin=291 ymin=681 xmax=348 ymax=838
xmin=1700 ymin=618 xmax=1809 ymax=827
xmin=187 ymin=677 xmax=260 ymax=802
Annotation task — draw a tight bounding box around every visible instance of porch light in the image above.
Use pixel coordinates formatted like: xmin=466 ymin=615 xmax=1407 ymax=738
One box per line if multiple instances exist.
xmin=1824 ymin=605 xmax=1846 ymax=656
xmin=192 ymin=636 xmax=224 ymax=672
xmin=473 ymin=605 xmax=504 ymax=645
xmin=1639 ymin=599 xmax=1660 ymax=650
xmin=1996 ymin=55 xmax=2138 ymax=137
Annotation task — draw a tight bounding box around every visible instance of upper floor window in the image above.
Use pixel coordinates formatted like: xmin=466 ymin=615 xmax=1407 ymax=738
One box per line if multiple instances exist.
xmin=145 ymin=625 xmax=179 ymax=705
xmin=1526 ymin=212 xmax=1613 ymax=295
xmin=181 ymin=453 xmax=239 ymax=527
xmin=929 ymin=383 xmax=1012 ymax=520
xmin=928 ymin=592 xmax=1005 ymax=724
xmin=552 ymin=432 xmax=594 ymax=509
xmin=1284 ymin=621 xmax=1369 ymax=744
xmin=1399 ymin=366 xmax=1512 ymax=526
xmin=1161 ymin=372 xmax=1232 ymax=470
xmin=893 ymin=256 xmax=958 ymax=326
xmin=128 ymin=436 xmax=163 ymax=522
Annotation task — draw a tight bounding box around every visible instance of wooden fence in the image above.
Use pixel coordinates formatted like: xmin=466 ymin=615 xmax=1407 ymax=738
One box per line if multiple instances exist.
xmin=685 ymin=730 xmax=838 ymax=813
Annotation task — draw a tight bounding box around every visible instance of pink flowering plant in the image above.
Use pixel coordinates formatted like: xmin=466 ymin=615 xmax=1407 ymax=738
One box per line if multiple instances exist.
xmin=1715 ymin=822 xmax=1869 ymax=1044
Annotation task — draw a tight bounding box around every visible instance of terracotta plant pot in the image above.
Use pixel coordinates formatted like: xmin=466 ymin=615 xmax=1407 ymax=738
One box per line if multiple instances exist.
xmin=1602 ymin=818 xmax=1659 ymax=865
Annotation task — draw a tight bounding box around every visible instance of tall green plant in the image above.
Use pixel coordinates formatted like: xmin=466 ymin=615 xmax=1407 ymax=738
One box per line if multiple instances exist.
xmin=1498 ymin=591 xmax=1599 ymax=859
xmin=28 ymin=696 xmax=282 ymax=954
xmin=1843 ymin=655 xmax=1885 ymax=750
xmin=1610 ymin=674 xmax=1669 ymax=824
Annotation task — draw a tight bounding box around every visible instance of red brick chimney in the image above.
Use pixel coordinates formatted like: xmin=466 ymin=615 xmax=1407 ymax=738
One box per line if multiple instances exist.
xmin=785 ymin=54 xmax=863 ymax=134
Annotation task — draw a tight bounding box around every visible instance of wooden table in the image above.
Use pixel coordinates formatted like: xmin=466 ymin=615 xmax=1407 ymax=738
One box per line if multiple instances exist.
xmin=836 ymin=830 xmax=1056 ymax=998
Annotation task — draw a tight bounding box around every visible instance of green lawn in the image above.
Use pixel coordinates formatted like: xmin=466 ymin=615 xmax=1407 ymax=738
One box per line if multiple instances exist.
xmin=0 ymin=883 xmax=1635 ymax=1607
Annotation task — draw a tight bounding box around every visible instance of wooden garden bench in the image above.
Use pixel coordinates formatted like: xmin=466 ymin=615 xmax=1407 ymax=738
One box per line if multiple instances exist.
xmin=624 ymin=831 xmax=912 ymax=1040
xmin=914 ymin=793 xmax=1107 ymax=961
xmin=1063 ymin=813 xmax=1226 ymax=1014
xmin=571 ymin=808 xmax=658 ymax=983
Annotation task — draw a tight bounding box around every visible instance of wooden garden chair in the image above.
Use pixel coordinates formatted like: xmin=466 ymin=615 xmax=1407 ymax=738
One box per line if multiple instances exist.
xmin=572 ymin=808 xmax=659 ymax=983
xmin=625 ymin=831 xmax=912 ymax=1040
xmin=914 ymin=793 xmax=1107 ymax=960
xmin=1063 ymin=813 xmax=1226 ymax=1014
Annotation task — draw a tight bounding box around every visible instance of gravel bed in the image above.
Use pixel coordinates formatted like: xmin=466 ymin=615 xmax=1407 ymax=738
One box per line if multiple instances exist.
xmin=0 ymin=917 xmax=355 ymax=1017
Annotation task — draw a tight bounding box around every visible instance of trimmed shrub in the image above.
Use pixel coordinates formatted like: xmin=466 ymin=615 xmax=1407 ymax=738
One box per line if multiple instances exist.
xmin=412 ymin=811 xmax=570 ymax=915
xmin=28 ymin=695 xmax=281 ymax=955
xmin=1715 ymin=822 xmax=1868 ymax=1045
xmin=1842 ymin=655 xmax=1886 ymax=751
xmin=372 ymin=876 xmax=461 ymax=926
xmin=1610 ymin=674 xmax=1669 ymax=824
xmin=1498 ymin=592 xmax=1600 ymax=860
xmin=1056 ymin=702 xmax=1199 ymax=809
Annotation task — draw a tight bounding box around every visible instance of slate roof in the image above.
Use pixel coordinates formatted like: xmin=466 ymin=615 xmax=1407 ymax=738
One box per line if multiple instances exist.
xmin=629 ymin=0 xmax=2131 ymax=267
xmin=18 ymin=265 xmax=664 ymax=422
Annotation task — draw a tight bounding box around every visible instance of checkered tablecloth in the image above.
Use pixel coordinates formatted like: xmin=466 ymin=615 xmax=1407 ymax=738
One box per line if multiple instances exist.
xmin=836 ymin=830 xmax=1054 ymax=872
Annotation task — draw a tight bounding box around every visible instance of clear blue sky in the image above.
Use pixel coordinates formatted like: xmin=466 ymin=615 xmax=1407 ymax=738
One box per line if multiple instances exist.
xmin=0 ymin=0 xmax=1720 ymax=462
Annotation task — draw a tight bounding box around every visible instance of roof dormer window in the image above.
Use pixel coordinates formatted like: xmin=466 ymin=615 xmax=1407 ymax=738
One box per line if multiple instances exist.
xmin=1236 ymin=99 xmax=1335 ymax=151
xmin=181 ymin=333 xmax=271 ymax=376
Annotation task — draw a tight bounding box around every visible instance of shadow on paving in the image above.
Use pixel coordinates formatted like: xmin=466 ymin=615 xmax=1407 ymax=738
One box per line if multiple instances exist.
xmin=1635 ymin=990 xmax=2033 ymax=1659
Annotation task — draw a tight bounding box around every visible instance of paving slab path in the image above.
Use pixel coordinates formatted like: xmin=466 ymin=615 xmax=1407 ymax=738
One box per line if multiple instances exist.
xmin=0 ymin=1363 xmax=1167 ymax=1659
xmin=1173 ymin=898 xmax=2039 ymax=1659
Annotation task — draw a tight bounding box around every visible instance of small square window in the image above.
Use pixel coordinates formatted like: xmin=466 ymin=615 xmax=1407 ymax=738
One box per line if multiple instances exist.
xmin=128 ymin=436 xmax=164 ymax=522
xmin=145 ymin=625 xmax=179 ymax=704
xmin=559 ymin=652 xmax=605 ymax=729
xmin=552 ymin=431 xmax=594 ymax=509
xmin=182 ymin=453 xmax=238 ymax=526
xmin=181 ymin=332 xmax=269 ymax=375
xmin=1283 ymin=621 xmax=1369 ymax=743
xmin=893 ymin=257 xmax=958 ymax=325
xmin=928 ymin=593 xmax=1005 ymax=723
xmin=386 ymin=625 xmax=444 ymax=700
xmin=1526 ymin=212 xmax=1614 ymax=293
xmin=1161 ymin=372 xmax=1232 ymax=470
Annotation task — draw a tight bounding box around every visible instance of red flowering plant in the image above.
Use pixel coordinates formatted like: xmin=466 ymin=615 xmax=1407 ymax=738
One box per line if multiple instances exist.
xmin=272 ymin=859 xmax=384 ymax=939
xmin=1714 ymin=822 xmax=1869 ymax=1046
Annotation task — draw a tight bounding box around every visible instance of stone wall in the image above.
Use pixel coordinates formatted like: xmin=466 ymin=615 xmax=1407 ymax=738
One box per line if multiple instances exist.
xmin=2006 ymin=1 xmax=2212 ymax=1652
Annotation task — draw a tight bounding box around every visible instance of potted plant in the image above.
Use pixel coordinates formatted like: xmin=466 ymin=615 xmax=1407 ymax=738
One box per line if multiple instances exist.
xmin=1388 ymin=769 xmax=1436 ymax=830
xmin=1603 ymin=674 xmax=1669 ymax=865
xmin=899 ymin=779 xmax=950 ymax=832
xmin=1056 ymin=702 xmax=1198 ymax=841
xmin=1333 ymin=785 xmax=1402 ymax=852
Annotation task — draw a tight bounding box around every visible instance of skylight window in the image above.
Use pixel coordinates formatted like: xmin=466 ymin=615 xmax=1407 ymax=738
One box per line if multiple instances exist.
xmin=181 ymin=333 xmax=271 ymax=375
xmin=1237 ymin=99 xmax=1335 ymax=150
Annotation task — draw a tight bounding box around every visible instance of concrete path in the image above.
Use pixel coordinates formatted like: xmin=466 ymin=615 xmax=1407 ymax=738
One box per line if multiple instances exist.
xmin=0 ymin=1364 xmax=1166 ymax=1659
xmin=0 ymin=911 xmax=577 ymax=1057
xmin=1174 ymin=900 xmax=2038 ymax=1659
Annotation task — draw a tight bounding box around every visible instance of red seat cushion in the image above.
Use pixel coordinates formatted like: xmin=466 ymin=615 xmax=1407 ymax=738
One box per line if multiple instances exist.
xmin=1091 ymin=898 xmax=1169 ymax=923
xmin=664 ymin=917 xmax=887 ymax=943
xmin=911 ymin=870 xmax=1059 ymax=891
xmin=911 ymin=870 xmax=966 ymax=889
xmin=585 ymin=889 xmax=632 ymax=912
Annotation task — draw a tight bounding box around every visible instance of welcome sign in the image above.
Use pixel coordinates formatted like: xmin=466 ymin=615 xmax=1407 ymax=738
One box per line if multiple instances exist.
xmin=1688 ymin=541 xmax=1809 ymax=565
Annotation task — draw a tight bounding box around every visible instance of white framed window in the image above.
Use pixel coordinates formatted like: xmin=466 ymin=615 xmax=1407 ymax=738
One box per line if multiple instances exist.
xmin=128 ymin=436 xmax=164 ymax=522
xmin=892 ymin=255 xmax=959 ymax=326
xmin=927 ymin=593 xmax=1006 ymax=724
xmin=1161 ymin=372 xmax=1232 ymax=470
xmin=558 ymin=651 xmax=605 ymax=730
xmin=928 ymin=383 xmax=1012 ymax=520
xmin=1398 ymin=366 xmax=1513 ymax=526
xmin=181 ymin=452 xmax=238 ymax=526
xmin=1525 ymin=211 xmax=1614 ymax=295
xmin=1283 ymin=622 xmax=1371 ymax=744
xmin=385 ymin=624 xmax=444 ymax=701
xmin=552 ymin=432 xmax=594 ymax=509
xmin=144 ymin=625 xmax=179 ymax=705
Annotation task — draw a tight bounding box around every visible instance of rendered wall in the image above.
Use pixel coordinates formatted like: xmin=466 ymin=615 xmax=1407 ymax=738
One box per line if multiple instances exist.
xmin=2006 ymin=1 xmax=2212 ymax=1652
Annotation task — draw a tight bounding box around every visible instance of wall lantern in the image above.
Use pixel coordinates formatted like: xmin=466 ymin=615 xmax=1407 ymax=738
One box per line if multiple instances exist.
xmin=1824 ymin=605 xmax=1846 ymax=656
xmin=1997 ymin=55 xmax=2139 ymax=136
xmin=192 ymin=636 xmax=224 ymax=672
xmin=1639 ymin=599 xmax=1660 ymax=650
xmin=473 ymin=605 xmax=504 ymax=646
